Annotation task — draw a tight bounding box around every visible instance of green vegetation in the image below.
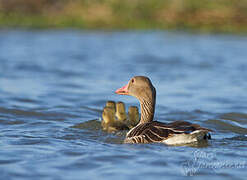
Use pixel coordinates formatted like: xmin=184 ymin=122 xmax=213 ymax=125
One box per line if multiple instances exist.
xmin=0 ymin=0 xmax=247 ymax=33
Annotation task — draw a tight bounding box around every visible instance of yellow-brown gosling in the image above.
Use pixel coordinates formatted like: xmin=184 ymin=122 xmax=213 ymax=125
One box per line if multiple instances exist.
xmin=115 ymin=76 xmax=213 ymax=145
xmin=115 ymin=101 xmax=127 ymax=123
xmin=101 ymin=107 xmax=117 ymax=132
xmin=101 ymin=105 xmax=128 ymax=133
xmin=127 ymin=106 xmax=139 ymax=129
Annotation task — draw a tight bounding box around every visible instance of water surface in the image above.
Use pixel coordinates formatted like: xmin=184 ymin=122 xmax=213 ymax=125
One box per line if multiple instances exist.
xmin=0 ymin=30 xmax=247 ymax=179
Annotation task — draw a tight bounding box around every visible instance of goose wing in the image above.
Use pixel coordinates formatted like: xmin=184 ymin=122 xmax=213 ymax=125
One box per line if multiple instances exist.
xmin=125 ymin=121 xmax=212 ymax=143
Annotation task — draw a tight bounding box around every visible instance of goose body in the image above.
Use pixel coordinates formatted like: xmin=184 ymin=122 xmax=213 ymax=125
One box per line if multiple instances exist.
xmin=115 ymin=76 xmax=212 ymax=145
xmin=124 ymin=121 xmax=211 ymax=144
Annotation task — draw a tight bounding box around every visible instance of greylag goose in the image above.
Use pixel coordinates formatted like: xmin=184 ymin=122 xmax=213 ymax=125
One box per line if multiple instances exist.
xmin=115 ymin=76 xmax=212 ymax=145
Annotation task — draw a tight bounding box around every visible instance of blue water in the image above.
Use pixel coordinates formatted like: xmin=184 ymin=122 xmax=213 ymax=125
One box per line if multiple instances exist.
xmin=0 ymin=30 xmax=247 ymax=180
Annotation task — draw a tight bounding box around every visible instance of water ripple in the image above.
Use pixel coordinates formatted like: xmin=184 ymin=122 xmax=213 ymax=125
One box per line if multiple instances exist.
xmin=0 ymin=30 xmax=247 ymax=180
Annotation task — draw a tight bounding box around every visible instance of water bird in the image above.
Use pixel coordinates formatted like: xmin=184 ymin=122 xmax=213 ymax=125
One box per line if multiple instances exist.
xmin=115 ymin=102 xmax=127 ymax=122
xmin=127 ymin=106 xmax=139 ymax=129
xmin=101 ymin=101 xmax=139 ymax=132
xmin=101 ymin=106 xmax=128 ymax=132
xmin=115 ymin=76 xmax=212 ymax=145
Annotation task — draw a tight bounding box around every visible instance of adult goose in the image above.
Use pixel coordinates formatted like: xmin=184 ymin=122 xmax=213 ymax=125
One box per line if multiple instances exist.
xmin=115 ymin=76 xmax=212 ymax=145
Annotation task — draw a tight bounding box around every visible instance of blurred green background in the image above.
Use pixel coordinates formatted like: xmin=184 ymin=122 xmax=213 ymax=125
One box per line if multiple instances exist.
xmin=0 ymin=0 xmax=247 ymax=33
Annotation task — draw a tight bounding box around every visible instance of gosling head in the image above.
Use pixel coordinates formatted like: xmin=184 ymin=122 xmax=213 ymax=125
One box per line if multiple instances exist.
xmin=106 ymin=101 xmax=116 ymax=112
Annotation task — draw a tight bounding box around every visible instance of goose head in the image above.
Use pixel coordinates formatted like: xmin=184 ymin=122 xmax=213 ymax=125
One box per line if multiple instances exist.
xmin=115 ymin=76 xmax=155 ymax=102
xmin=115 ymin=76 xmax=156 ymax=124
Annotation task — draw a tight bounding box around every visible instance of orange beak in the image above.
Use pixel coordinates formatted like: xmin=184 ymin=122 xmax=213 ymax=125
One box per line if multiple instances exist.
xmin=115 ymin=84 xmax=129 ymax=95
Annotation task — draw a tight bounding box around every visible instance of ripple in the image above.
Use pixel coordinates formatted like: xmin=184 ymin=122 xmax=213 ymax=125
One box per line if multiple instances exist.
xmin=0 ymin=119 xmax=25 ymax=125
xmin=0 ymin=30 xmax=247 ymax=180
xmin=207 ymin=119 xmax=247 ymax=134
xmin=220 ymin=112 xmax=247 ymax=124
xmin=0 ymin=159 xmax=22 ymax=165
xmin=92 ymin=154 xmax=135 ymax=163
xmin=57 ymin=159 xmax=101 ymax=171
xmin=71 ymin=119 xmax=101 ymax=131
xmin=0 ymin=106 xmax=79 ymax=121
xmin=10 ymin=137 xmax=51 ymax=146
